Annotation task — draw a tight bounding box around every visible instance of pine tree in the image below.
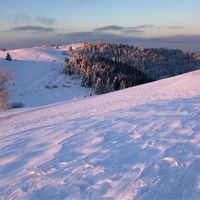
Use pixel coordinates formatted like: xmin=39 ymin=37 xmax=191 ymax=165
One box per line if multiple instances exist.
xmin=105 ymin=77 xmax=114 ymax=93
xmin=68 ymin=46 xmax=73 ymax=52
xmin=95 ymin=77 xmax=103 ymax=94
xmin=6 ymin=53 xmax=12 ymax=61
xmin=112 ymin=76 xmax=120 ymax=90
xmin=55 ymin=44 xmax=59 ymax=49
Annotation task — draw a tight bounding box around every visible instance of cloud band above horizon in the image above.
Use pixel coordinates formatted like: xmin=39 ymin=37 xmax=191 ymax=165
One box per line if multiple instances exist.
xmin=12 ymin=25 xmax=54 ymax=32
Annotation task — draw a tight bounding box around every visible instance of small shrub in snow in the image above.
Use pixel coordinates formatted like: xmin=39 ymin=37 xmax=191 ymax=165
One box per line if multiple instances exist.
xmin=52 ymin=84 xmax=58 ymax=88
xmin=62 ymin=84 xmax=69 ymax=88
xmin=65 ymin=57 xmax=69 ymax=62
xmin=41 ymin=44 xmax=50 ymax=50
xmin=10 ymin=102 xmax=24 ymax=109
xmin=44 ymin=84 xmax=58 ymax=89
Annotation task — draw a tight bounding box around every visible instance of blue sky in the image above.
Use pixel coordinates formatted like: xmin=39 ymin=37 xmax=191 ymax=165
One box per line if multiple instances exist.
xmin=1 ymin=0 xmax=200 ymax=51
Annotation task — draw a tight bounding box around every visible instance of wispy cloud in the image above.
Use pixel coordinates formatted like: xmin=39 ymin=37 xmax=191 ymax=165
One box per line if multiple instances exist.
xmin=94 ymin=25 xmax=123 ymax=31
xmin=168 ymin=26 xmax=184 ymax=29
xmin=12 ymin=26 xmax=54 ymax=32
xmin=94 ymin=24 xmax=161 ymax=34
xmin=123 ymin=29 xmax=143 ymax=33
xmin=36 ymin=15 xmax=56 ymax=25
xmin=129 ymin=25 xmax=158 ymax=29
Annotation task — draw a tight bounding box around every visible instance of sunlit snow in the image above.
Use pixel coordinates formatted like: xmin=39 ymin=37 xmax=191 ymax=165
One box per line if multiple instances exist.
xmin=0 ymin=45 xmax=200 ymax=199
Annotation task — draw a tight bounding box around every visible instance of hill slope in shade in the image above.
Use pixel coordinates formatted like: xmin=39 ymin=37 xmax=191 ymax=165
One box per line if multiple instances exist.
xmin=0 ymin=70 xmax=200 ymax=199
xmin=0 ymin=44 xmax=92 ymax=107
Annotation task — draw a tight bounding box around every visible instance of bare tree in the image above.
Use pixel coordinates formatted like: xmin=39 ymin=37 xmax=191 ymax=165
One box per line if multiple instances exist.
xmin=55 ymin=44 xmax=59 ymax=49
xmin=0 ymin=70 xmax=13 ymax=110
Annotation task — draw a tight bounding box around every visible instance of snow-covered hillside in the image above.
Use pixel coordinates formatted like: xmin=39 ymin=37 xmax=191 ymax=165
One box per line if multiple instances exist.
xmin=0 ymin=44 xmax=93 ymax=107
xmin=0 ymin=66 xmax=200 ymax=199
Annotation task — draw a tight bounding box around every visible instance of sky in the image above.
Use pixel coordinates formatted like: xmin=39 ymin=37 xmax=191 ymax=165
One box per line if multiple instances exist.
xmin=0 ymin=0 xmax=200 ymax=51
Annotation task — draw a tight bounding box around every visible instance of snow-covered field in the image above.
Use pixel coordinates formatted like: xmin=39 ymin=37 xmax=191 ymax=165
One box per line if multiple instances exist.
xmin=0 ymin=45 xmax=200 ymax=199
xmin=0 ymin=44 xmax=92 ymax=107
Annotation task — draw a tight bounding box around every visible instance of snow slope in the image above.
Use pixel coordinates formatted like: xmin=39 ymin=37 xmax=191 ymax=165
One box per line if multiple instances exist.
xmin=0 ymin=69 xmax=200 ymax=199
xmin=0 ymin=44 xmax=92 ymax=107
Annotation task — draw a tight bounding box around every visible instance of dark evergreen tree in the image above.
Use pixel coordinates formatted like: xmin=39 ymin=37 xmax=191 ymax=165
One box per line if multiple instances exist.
xmin=68 ymin=46 xmax=73 ymax=52
xmin=6 ymin=53 xmax=12 ymax=61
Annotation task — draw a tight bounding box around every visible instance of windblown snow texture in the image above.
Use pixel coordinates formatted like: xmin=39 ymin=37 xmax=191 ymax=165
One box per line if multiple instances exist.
xmin=0 ymin=45 xmax=200 ymax=199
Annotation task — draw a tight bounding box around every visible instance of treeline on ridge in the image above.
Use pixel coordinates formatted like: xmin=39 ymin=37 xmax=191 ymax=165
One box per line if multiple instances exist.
xmin=64 ymin=42 xmax=200 ymax=94
xmin=64 ymin=50 xmax=152 ymax=94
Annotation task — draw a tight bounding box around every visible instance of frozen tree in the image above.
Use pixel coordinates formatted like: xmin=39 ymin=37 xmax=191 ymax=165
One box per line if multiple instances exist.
xmin=68 ymin=46 xmax=73 ymax=52
xmin=63 ymin=42 xmax=200 ymax=95
xmin=0 ymin=70 xmax=13 ymax=110
xmin=95 ymin=77 xmax=103 ymax=94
